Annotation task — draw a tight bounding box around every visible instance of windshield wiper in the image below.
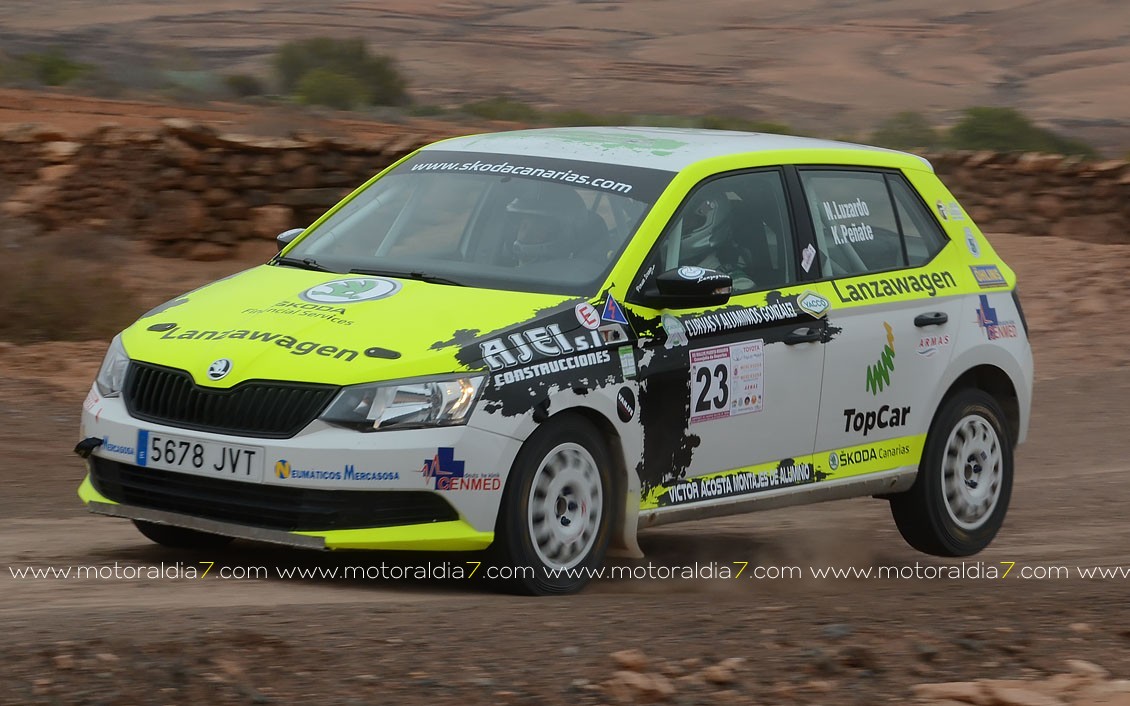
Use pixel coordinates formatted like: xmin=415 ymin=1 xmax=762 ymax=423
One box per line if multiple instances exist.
xmin=272 ymin=256 xmax=335 ymax=273
xmin=349 ymin=268 xmax=465 ymax=287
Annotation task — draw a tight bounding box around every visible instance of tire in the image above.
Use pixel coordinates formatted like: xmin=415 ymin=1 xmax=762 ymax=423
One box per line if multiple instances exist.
xmin=133 ymin=520 xmax=235 ymax=550
xmin=492 ymin=415 xmax=614 ymax=595
xmin=890 ymin=388 xmax=1013 ymax=556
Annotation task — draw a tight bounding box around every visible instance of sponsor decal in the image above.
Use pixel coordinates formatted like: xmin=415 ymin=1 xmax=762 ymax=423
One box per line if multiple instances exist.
xmin=690 ymin=340 xmax=764 ymax=424
xmin=651 ymin=460 xmax=814 ymax=508
xmin=83 ymin=389 xmax=101 ymax=413
xmin=155 ymin=326 xmax=359 ymax=362
xmin=832 ymin=271 xmax=957 ymax=303
xmin=823 ymin=197 xmax=874 ymax=245
xmin=970 ymin=264 xmax=1007 ymax=288
xmin=601 ymin=295 xmax=630 ymax=325
xmin=797 ymin=290 xmax=830 ymax=318
xmin=300 ymin=277 xmax=400 ymax=304
xmin=865 ymin=322 xmax=896 ymax=395
xmin=828 ymin=441 xmax=912 ymax=470
xmin=916 ymin=333 xmax=951 ymax=358
xmin=680 ymin=300 xmax=799 ymax=338
xmin=421 ymin=447 xmax=500 ymax=492
xmin=975 ymin=295 xmax=1019 ymax=340
xmin=598 ymin=323 xmax=630 ymax=345
xmin=618 ymin=346 xmax=637 ymax=379
xmin=678 ymin=265 xmax=706 ymax=280
xmin=964 ymin=227 xmax=981 ymax=258
xmin=100 ymin=436 xmax=136 ymax=457
xmin=662 ymin=313 xmax=688 ymax=349
xmin=948 ymin=202 xmax=965 ymax=220
xmin=207 ymin=358 xmax=232 ymax=381
xmin=575 ymin=302 xmax=600 ymax=330
xmin=843 ymin=404 xmax=910 ymax=437
xmin=480 ymin=324 xmax=606 ymax=371
xmin=801 ymin=243 xmax=816 ymax=273
xmin=492 ymin=350 xmax=612 ymax=388
xmin=275 ymin=459 xmax=399 ymax=482
xmin=936 ymin=200 xmax=948 ymax=221
xmin=634 ymin=263 xmax=656 ymax=293
xmin=242 ymin=300 xmax=353 ymax=326
xmin=616 ymin=386 xmax=636 ymax=423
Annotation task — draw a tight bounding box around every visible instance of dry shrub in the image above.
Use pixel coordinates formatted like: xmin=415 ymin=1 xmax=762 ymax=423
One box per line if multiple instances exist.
xmin=0 ymin=249 xmax=142 ymax=343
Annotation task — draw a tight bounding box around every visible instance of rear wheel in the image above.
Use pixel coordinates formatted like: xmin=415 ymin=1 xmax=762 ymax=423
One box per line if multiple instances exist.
xmin=133 ymin=520 xmax=235 ymax=550
xmin=890 ymin=388 xmax=1013 ymax=556
xmin=492 ymin=415 xmax=613 ymax=595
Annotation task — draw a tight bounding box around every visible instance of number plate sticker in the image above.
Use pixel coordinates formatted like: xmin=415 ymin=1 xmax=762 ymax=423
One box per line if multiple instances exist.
xmin=689 ymin=340 xmax=764 ymax=424
xmin=136 ymin=429 xmax=265 ymax=482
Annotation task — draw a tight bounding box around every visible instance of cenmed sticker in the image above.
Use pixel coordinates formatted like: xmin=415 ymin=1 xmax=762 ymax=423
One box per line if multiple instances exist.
xmin=301 ymin=277 xmax=401 ymax=304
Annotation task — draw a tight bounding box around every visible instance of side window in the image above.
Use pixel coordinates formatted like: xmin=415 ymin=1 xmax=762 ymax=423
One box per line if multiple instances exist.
xmin=799 ymin=170 xmax=905 ymax=278
xmin=644 ymin=171 xmax=796 ymax=294
xmin=887 ymin=176 xmax=948 ymax=265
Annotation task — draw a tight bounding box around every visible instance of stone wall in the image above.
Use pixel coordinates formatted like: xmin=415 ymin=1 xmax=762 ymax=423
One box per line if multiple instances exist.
xmin=1 ymin=120 xmax=1128 ymax=260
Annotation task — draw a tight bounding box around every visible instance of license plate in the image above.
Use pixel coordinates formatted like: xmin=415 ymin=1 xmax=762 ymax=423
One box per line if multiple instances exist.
xmin=136 ymin=430 xmax=264 ymax=482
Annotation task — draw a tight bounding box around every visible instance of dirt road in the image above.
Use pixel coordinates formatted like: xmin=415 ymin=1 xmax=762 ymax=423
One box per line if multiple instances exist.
xmin=2 ymin=233 xmax=1130 ymax=704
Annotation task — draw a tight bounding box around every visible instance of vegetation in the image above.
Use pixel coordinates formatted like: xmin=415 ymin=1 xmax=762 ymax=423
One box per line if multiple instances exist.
xmin=0 ymin=250 xmax=142 ymax=343
xmin=0 ymin=49 xmax=94 ymax=87
xmin=223 ymin=73 xmax=265 ymax=98
xmin=870 ymin=111 xmax=944 ymax=151
xmin=947 ymin=107 xmax=1097 ymax=157
xmin=870 ymin=107 xmax=1097 ymax=157
xmin=274 ymin=37 xmax=408 ymax=108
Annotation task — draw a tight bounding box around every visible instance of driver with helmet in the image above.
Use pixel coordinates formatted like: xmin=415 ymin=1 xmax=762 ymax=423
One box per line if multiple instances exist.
xmin=507 ymin=189 xmax=583 ymax=267
xmin=677 ymin=184 xmax=755 ymax=290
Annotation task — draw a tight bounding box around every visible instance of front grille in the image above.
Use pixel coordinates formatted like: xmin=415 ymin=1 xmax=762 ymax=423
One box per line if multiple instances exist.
xmin=90 ymin=457 xmax=458 ymax=531
xmin=124 ymin=362 xmax=338 ymax=439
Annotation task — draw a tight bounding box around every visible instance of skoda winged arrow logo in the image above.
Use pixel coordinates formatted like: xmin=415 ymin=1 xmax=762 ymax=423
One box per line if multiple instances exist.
xmin=207 ymin=358 xmax=232 ymax=381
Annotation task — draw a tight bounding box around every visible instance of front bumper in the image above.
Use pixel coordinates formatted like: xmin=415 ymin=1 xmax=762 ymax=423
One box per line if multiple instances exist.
xmin=79 ymin=385 xmax=520 ymax=547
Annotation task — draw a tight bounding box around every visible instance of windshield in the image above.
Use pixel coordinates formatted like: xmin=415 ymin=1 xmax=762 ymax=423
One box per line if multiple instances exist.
xmin=281 ymin=150 xmax=674 ymax=296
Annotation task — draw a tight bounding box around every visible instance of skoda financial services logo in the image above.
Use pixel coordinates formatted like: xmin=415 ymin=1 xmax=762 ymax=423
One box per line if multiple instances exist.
xmin=300 ymin=277 xmax=401 ymax=304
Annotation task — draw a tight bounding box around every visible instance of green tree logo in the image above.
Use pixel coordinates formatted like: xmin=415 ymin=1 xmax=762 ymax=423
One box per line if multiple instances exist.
xmin=865 ymin=322 xmax=896 ymax=395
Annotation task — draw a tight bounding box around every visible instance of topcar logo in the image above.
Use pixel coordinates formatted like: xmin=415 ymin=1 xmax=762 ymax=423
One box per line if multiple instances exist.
xmin=300 ymin=277 xmax=401 ymax=304
xmin=207 ymin=358 xmax=232 ymax=381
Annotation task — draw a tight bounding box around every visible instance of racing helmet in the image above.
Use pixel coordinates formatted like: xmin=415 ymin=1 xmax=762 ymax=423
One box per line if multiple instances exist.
xmin=508 ymin=189 xmax=584 ymax=263
xmin=679 ymin=184 xmax=735 ymax=261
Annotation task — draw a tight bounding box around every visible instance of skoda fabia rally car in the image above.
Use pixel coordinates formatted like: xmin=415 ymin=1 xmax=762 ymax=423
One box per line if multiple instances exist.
xmin=77 ymin=127 xmax=1033 ymax=594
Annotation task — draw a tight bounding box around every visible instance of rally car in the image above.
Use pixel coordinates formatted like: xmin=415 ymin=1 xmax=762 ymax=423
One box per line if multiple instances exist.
xmin=76 ymin=126 xmax=1033 ymax=594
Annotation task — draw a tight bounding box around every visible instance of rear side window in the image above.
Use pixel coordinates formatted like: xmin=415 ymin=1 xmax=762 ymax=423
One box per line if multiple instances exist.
xmin=799 ymin=169 xmax=947 ymax=277
xmin=887 ymin=177 xmax=948 ymax=265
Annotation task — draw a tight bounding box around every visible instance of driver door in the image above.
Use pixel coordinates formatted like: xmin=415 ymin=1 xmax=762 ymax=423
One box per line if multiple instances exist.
xmin=628 ymin=170 xmax=827 ymax=509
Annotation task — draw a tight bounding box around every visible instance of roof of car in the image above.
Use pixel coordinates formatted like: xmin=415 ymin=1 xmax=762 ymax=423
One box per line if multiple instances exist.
xmin=424 ymin=126 xmax=930 ymax=172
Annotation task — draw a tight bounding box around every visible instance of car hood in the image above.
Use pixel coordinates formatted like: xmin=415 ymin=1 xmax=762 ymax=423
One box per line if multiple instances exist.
xmin=119 ymin=265 xmax=577 ymax=387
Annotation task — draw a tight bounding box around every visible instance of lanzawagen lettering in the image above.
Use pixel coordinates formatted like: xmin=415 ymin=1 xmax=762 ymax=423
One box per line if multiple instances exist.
xmin=832 ymin=271 xmax=957 ymax=303
xmin=157 ymin=326 xmax=358 ymax=360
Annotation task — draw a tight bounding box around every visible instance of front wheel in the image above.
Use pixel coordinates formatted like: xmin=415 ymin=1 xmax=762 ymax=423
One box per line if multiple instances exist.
xmin=133 ymin=520 xmax=235 ymax=550
xmin=492 ymin=415 xmax=613 ymax=595
xmin=890 ymin=388 xmax=1013 ymax=556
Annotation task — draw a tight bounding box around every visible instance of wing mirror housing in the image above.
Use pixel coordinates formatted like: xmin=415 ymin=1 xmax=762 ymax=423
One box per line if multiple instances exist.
xmin=636 ymin=266 xmax=732 ymax=309
xmin=276 ymin=227 xmax=305 ymax=252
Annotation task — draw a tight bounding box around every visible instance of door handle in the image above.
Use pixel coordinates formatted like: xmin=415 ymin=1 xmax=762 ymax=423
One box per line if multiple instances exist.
xmin=784 ymin=327 xmax=823 ymax=345
xmin=914 ymin=312 xmax=948 ymax=328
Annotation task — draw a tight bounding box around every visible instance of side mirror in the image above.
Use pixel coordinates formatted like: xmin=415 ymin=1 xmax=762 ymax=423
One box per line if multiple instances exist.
xmin=276 ymin=228 xmax=305 ymax=253
xmin=637 ymin=266 xmax=732 ymax=309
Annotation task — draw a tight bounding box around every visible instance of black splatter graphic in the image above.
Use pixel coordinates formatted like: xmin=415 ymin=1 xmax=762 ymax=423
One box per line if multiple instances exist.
xmin=428 ymin=328 xmax=482 ymax=352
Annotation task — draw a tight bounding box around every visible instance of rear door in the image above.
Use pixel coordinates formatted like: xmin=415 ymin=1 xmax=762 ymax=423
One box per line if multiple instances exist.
xmin=796 ymin=168 xmax=958 ymax=481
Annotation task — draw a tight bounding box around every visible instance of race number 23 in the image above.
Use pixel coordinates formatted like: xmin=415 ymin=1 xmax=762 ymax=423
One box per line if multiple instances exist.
xmin=690 ymin=340 xmax=765 ymax=424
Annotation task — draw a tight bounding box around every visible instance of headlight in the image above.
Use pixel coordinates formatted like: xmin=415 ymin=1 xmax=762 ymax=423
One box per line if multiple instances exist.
xmin=320 ymin=375 xmax=485 ymax=432
xmin=94 ymin=334 xmax=130 ymax=397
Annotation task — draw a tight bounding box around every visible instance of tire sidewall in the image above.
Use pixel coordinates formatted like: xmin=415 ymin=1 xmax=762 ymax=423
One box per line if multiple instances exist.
xmin=919 ymin=390 xmax=1014 ymax=554
xmin=494 ymin=415 xmax=614 ymax=595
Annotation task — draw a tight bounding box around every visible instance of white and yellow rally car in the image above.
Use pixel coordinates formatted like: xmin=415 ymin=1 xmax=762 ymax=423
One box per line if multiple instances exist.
xmin=77 ymin=127 xmax=1033 ymax=594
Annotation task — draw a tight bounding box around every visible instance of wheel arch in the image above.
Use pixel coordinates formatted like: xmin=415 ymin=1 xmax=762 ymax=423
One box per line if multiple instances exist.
xmin=932 ymin=364 xmax=1020 ymax=447
xmin=536 ymin=407 xmax=641 ymax=557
